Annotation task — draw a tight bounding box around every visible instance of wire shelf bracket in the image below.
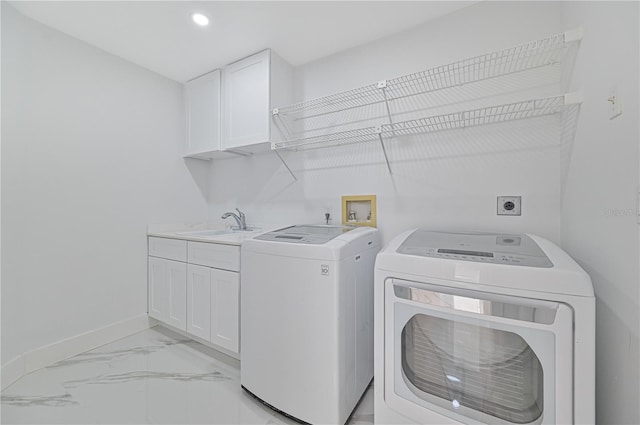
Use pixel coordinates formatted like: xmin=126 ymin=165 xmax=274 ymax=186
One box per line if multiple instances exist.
xmin=376 ymin=125 xmax=393 ymax=174
xmin=272 ymin=108 xmax=298 ymax=181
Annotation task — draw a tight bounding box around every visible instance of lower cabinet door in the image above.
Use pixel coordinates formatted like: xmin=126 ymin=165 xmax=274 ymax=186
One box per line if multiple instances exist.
xmin=148 ymin=257 xmax=169 ymax=322
xmin=187 ymin=264 xmax=212 ymax=340
xmin=166 ymin=259 xmax=187 ymax=331
xmin=211 ymin=269 xmax=240 ymax=353
xmin=148 ymin=257 xmax=187 ymax=331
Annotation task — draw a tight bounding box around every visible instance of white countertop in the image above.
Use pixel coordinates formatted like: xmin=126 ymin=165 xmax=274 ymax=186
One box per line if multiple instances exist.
xmin=147 ymin=221 xmax=279 ymax=246
xmin=148 ymin=228 xmax=268 ymax=246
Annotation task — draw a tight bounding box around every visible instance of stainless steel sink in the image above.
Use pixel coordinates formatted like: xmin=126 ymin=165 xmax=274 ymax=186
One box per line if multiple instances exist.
xmin=175 ymin=229 xmax=233 ymax=237
xmin=174 ymin=228 xmax=255 ymax=237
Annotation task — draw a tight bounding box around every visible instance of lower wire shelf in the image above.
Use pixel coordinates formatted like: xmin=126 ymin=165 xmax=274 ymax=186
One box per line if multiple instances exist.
xmin=271 ymin=93 xmax=581 ymax=152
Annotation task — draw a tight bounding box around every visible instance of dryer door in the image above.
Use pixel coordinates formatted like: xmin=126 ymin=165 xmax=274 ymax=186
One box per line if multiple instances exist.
xmin=384 ymin=278 xmax=573 ymax=425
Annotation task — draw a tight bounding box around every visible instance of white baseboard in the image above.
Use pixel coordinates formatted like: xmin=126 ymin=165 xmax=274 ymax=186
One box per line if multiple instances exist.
xmin=2 ymin=314 xmax=155 ymax=391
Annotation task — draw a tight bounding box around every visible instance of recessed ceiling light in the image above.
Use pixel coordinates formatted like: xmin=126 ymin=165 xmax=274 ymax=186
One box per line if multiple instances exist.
xmin=192 ymin=13 xmax=209 ymax=27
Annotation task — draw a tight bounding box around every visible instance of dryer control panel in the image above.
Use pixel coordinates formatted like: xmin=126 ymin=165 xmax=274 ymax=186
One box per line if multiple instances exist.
xmin=397 ymin=230 xmax=553 ymax=268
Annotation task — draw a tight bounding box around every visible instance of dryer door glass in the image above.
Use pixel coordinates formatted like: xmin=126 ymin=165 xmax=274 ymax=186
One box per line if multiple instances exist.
xmin=401 ymin=314 xmax=543 ymax=424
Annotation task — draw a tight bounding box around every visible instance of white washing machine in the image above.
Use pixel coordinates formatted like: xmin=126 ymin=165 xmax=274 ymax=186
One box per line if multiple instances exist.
xmin=374 ymin=229 xmax=595 ymax=425
xmin=241 ymin=225 xmax=381 ymax=424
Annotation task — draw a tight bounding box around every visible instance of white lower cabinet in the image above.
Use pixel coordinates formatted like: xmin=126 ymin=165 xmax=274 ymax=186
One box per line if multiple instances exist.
xmin=210 ymin=268 xmax=240 ymax=353
xmin=149 ymin=237 xmax=240 ymax=356
xmin=148 ymin=256 xmax=187 ymax=331
xmin=187 ymin=264 xmax=212 ymax=340
xmin=186 ymin=264 xmax=240 ymax=353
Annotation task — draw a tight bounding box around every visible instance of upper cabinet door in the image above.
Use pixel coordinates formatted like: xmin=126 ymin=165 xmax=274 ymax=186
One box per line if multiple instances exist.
xmin=185 ymin=69 xmax=221 ymax=157
xmin=221 ymin=50 xmax=270 ymax=150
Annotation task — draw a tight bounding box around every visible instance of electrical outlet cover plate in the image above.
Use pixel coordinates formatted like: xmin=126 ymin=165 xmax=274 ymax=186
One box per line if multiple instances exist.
xmin=497 ymin=196 xmax=522 ymax=216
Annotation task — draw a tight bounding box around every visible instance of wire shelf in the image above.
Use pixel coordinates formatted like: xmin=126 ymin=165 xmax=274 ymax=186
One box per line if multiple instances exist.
xmin=271 ymin=127 xmax=379 ymax=151
xmin=272 ymin=95 xmax=580 ymax=151
xmin=273 ymin=28 xmax=581 ymax=126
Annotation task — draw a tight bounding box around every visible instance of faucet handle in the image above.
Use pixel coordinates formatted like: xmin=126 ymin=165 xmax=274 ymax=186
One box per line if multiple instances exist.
xmin=235 ymin=208 xmax=247 ymax=230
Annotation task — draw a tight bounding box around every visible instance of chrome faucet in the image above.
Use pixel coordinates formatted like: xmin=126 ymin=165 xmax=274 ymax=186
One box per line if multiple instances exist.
xmin=221 ymin=208 xmax=247 ymax=230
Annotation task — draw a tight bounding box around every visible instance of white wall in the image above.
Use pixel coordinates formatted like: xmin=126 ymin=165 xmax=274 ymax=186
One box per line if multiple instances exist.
xmin=207 ymin=2 xmax=639 ymax=422
xmin=560 ymin=2 xmax=639 ymax=424
xmin=1 ymin=3 xmax=208 ymax=366
xmin=4 ymin=1 xmax=637 ymax=422
xmin=208 ymin=1 xmax=565 ymax=245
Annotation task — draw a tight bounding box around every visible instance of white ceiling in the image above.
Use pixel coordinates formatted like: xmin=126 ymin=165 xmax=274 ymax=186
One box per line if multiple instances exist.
xmin=9 ymin=1 xmax=474 ymax=82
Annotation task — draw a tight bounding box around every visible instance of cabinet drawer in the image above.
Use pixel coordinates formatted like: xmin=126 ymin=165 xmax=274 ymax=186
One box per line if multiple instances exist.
xmin=188 ymin=242 xmax=240 ymax=271
xmin=149 ymin=237 xmax=187 ymax=262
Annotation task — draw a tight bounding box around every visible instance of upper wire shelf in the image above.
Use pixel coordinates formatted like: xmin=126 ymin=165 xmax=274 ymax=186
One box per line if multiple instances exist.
xmin=272 ymin=28 xmax=582 ymax=142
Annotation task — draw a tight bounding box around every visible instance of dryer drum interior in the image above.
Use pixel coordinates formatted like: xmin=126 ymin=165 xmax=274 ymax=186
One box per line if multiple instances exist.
xmin=401 ymin=314 xmax=544 ymax=424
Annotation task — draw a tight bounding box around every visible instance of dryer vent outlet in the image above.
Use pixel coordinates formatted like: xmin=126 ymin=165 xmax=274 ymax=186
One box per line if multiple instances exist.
xmin=497 ymin=196 xmax=522 ymax=216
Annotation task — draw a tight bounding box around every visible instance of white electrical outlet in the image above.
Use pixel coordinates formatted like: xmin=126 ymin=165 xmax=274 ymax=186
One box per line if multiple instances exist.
xmin=497 ymin=196 xmax=522 ymax=216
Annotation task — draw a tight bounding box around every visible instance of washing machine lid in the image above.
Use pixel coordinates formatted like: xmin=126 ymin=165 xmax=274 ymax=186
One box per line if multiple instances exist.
xmin=254 ymin=225 xmax=355 ymax=244
xmin=397 ymin=230 xmax=553 ymax=268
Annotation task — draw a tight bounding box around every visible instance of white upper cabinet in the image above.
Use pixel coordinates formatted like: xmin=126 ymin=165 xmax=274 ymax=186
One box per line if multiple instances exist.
xmin=184 ymin=69 xmax=226 ymax=159
xmin=222 ymin=50 xmax=269 ymax=150
xmin=221 ymin=49 xmax=293 ymax=152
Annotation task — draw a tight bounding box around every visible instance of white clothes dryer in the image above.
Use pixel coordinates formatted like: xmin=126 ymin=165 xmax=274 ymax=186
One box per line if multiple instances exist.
xmin=241 ymin=225 xmax=381 ymax=425
xmin=374 ymin=229 xmax=595 ymax=425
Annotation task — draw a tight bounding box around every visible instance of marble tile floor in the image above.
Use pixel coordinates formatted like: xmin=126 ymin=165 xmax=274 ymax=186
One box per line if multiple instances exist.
xmin=1 ymin=327 xmax=374 ymax=424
